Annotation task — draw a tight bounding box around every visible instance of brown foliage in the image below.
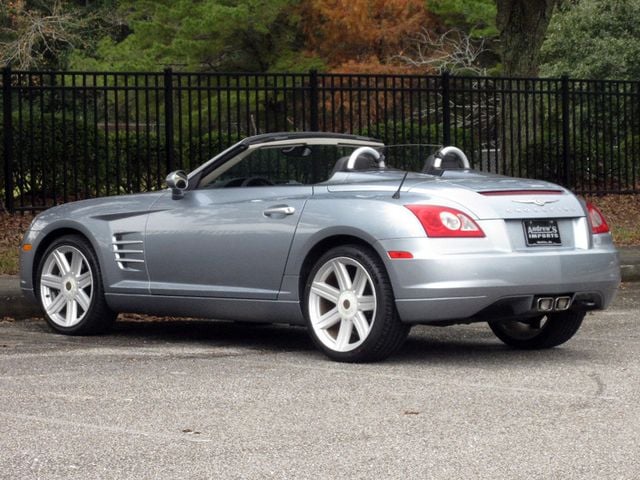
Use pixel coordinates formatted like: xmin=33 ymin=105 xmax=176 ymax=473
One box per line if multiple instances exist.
xmin=330 ymin=58 xmax=417 ymax=75
xmin=302 ymin=0 xmax=434 ymax=72
xmin=0 ymin=212 xmax=35 ymax=275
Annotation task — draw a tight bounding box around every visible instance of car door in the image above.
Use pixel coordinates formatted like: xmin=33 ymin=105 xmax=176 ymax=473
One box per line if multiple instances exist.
xmin=144 ymin=185 xmax=311 ymax=299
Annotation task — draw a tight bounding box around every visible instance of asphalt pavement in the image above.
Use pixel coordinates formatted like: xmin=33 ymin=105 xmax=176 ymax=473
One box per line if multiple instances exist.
xmin=0 ymin=283 xmax=638 ymax=479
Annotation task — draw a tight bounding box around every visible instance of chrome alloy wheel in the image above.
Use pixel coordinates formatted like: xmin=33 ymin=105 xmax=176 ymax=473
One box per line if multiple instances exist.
xmin=308 ymin=256 xmax=377 ymax=352
xmin=39 ymin=245 xmax=94 ymax=327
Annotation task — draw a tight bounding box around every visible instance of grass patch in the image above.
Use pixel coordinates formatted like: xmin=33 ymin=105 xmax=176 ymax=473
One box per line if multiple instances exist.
xmin=586 ymin=194 xmax=640 ymax=247
xmin=610 ymin=226 xmax=640 ymax=245
xmin=0 ymin=250 xmax=20 ymax=275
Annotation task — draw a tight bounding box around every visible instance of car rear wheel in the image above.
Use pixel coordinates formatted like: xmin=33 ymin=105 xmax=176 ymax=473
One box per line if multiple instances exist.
xmin=304 ymin=245 xmax=410 ymax=362
xmin=36 ymin=235 xmax=116 ymax=335
xmin=488 ymin=311 xmax=585 ymax=349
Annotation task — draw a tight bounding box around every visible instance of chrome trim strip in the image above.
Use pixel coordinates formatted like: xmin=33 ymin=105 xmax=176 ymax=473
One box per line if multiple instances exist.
xmin=115 ymin=258 xmax=145 ymax=264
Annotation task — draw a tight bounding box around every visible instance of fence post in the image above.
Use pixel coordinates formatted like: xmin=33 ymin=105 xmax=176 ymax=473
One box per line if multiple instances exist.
xmin=561 ymin=75 xmax=571 ymax=188
xmin=2 ymin=66 xmax=13 ymax=213
xmin=442 ymin=71 xmax=451 ymax=145
xmin=309 ymin=69 xmax=319 ymax=132
xmin=163 ymin=67 xmax=175 ymax=173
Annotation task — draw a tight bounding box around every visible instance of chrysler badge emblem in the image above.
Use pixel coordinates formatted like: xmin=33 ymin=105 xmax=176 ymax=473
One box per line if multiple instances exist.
xmin=512 ymin=199 xmax=560 ymax=207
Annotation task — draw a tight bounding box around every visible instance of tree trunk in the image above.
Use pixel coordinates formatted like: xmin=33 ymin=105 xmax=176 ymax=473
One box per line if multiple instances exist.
xmin=496 ymin=0 xmax=559 ymax=77
xmin=496 ymin=0 xmax=560 ymax=177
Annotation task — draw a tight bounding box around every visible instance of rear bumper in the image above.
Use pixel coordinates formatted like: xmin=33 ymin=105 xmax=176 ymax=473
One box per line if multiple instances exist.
xmin=379 ymin=239 xmax=620 ymax=324
xmin=394 ymin=285 xmax=617 ymax=324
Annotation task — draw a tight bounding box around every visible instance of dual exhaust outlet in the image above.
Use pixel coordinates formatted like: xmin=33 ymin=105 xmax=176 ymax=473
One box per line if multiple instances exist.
xmin=536 ymin=296 xmax=572 ymax=312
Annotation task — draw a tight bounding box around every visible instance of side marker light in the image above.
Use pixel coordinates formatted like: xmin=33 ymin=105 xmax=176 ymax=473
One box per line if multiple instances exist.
xmin=388 ymin=251 xmax=413 ymax=259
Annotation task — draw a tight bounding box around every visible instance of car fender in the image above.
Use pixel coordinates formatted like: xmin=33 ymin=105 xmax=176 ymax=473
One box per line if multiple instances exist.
xmin=281 ymin=195 xmax=425 ymax=302
xmin=21 ymin=217 xmax=105 ymax=294
xmin=21 ymin=193 xmax=162 ymax=295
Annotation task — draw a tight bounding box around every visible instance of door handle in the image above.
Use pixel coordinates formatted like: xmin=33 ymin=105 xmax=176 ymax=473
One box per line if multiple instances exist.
xmin=263 ymin=205 xmax=295 ymax=217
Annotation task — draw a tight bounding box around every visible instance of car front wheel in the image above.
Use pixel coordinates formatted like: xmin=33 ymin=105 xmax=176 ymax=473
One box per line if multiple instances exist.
xmin=488 ymin=310 xmax=585 ymax=349
xmin=304 ymin=245 xmax=410 ymax=362
xmin=36 ymin=235 xmax=116 ymax=335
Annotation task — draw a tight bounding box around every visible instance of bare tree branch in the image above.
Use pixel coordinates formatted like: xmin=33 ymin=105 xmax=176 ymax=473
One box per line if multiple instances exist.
xmin=394 ymin=28 xmax=488 ymax=76
xmin=0 ymin=0 xmax=95 ymax=69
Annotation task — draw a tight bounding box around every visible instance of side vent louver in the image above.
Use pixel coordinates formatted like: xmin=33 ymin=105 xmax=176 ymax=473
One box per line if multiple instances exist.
xmin=112 ymin=232 xmax=145 ymax=271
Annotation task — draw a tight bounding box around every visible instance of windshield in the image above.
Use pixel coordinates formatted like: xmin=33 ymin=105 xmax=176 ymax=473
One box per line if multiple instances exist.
xmin=200 ymin=143 xmax=377 ymax=188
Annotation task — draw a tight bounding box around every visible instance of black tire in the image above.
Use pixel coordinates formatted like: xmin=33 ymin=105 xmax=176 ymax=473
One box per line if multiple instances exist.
xmin=488 ymin=310 xmax=585 ymax=349
xmin=35 ymin=234 xmax=116 ymax=335
xmin=303 ymin=244 xmax=410 ymax=362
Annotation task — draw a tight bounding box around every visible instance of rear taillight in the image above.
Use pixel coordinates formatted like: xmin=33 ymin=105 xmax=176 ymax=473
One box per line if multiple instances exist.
xmin=586 ymin=202 xmax=610 ymax=234
xmin=405 ymin=205 xmax=485 ymax=238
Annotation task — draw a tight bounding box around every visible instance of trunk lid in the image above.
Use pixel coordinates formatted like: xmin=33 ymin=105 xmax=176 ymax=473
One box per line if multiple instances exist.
xmin=408 ymin=172 xmax=585 ymax=220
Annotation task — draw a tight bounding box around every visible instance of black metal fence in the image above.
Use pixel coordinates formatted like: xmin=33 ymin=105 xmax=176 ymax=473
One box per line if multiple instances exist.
xmin=1 ymin=67 xmax=638 ymax=211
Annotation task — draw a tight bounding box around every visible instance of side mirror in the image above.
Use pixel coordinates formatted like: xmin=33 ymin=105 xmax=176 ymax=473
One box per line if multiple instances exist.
xmin=166 ymin=170 xmax=189 ymax=200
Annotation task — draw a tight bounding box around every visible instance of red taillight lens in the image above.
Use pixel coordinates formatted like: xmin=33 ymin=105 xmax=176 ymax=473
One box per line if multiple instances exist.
xmin=405 ymin=205 xmax=485 ymax=238
xmin=586 ymin=202 xmax=610 ymax=234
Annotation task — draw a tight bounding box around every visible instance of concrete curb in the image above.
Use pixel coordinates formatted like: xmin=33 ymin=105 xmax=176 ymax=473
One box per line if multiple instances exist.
xmin=618 ymin=247 xmax=640 ymax=283
xmin=0 ymin=275 xmax=41 ymax=319
xmin=2 ymin=248 xmax=639 ymax=320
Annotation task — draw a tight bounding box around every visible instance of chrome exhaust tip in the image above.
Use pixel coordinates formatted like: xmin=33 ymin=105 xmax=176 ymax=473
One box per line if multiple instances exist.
xmin=554 ymin=296 xmax=572 ymax=311
xmin=537 ymin=297 xmax=555 ymax=312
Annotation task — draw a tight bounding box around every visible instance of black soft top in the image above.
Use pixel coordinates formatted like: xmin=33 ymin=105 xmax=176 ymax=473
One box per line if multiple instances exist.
xmin=239 ymin=132 xmax=383 ymax=145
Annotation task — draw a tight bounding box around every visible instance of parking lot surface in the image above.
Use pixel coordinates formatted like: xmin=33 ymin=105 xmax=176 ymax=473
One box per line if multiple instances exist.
xmin=1 ymin=284 xmax=638 ymax=479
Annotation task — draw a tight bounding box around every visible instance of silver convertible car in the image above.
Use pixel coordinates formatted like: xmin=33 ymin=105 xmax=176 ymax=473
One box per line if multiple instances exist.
xmin=20 ymin=132 xmax=620 ymax=362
